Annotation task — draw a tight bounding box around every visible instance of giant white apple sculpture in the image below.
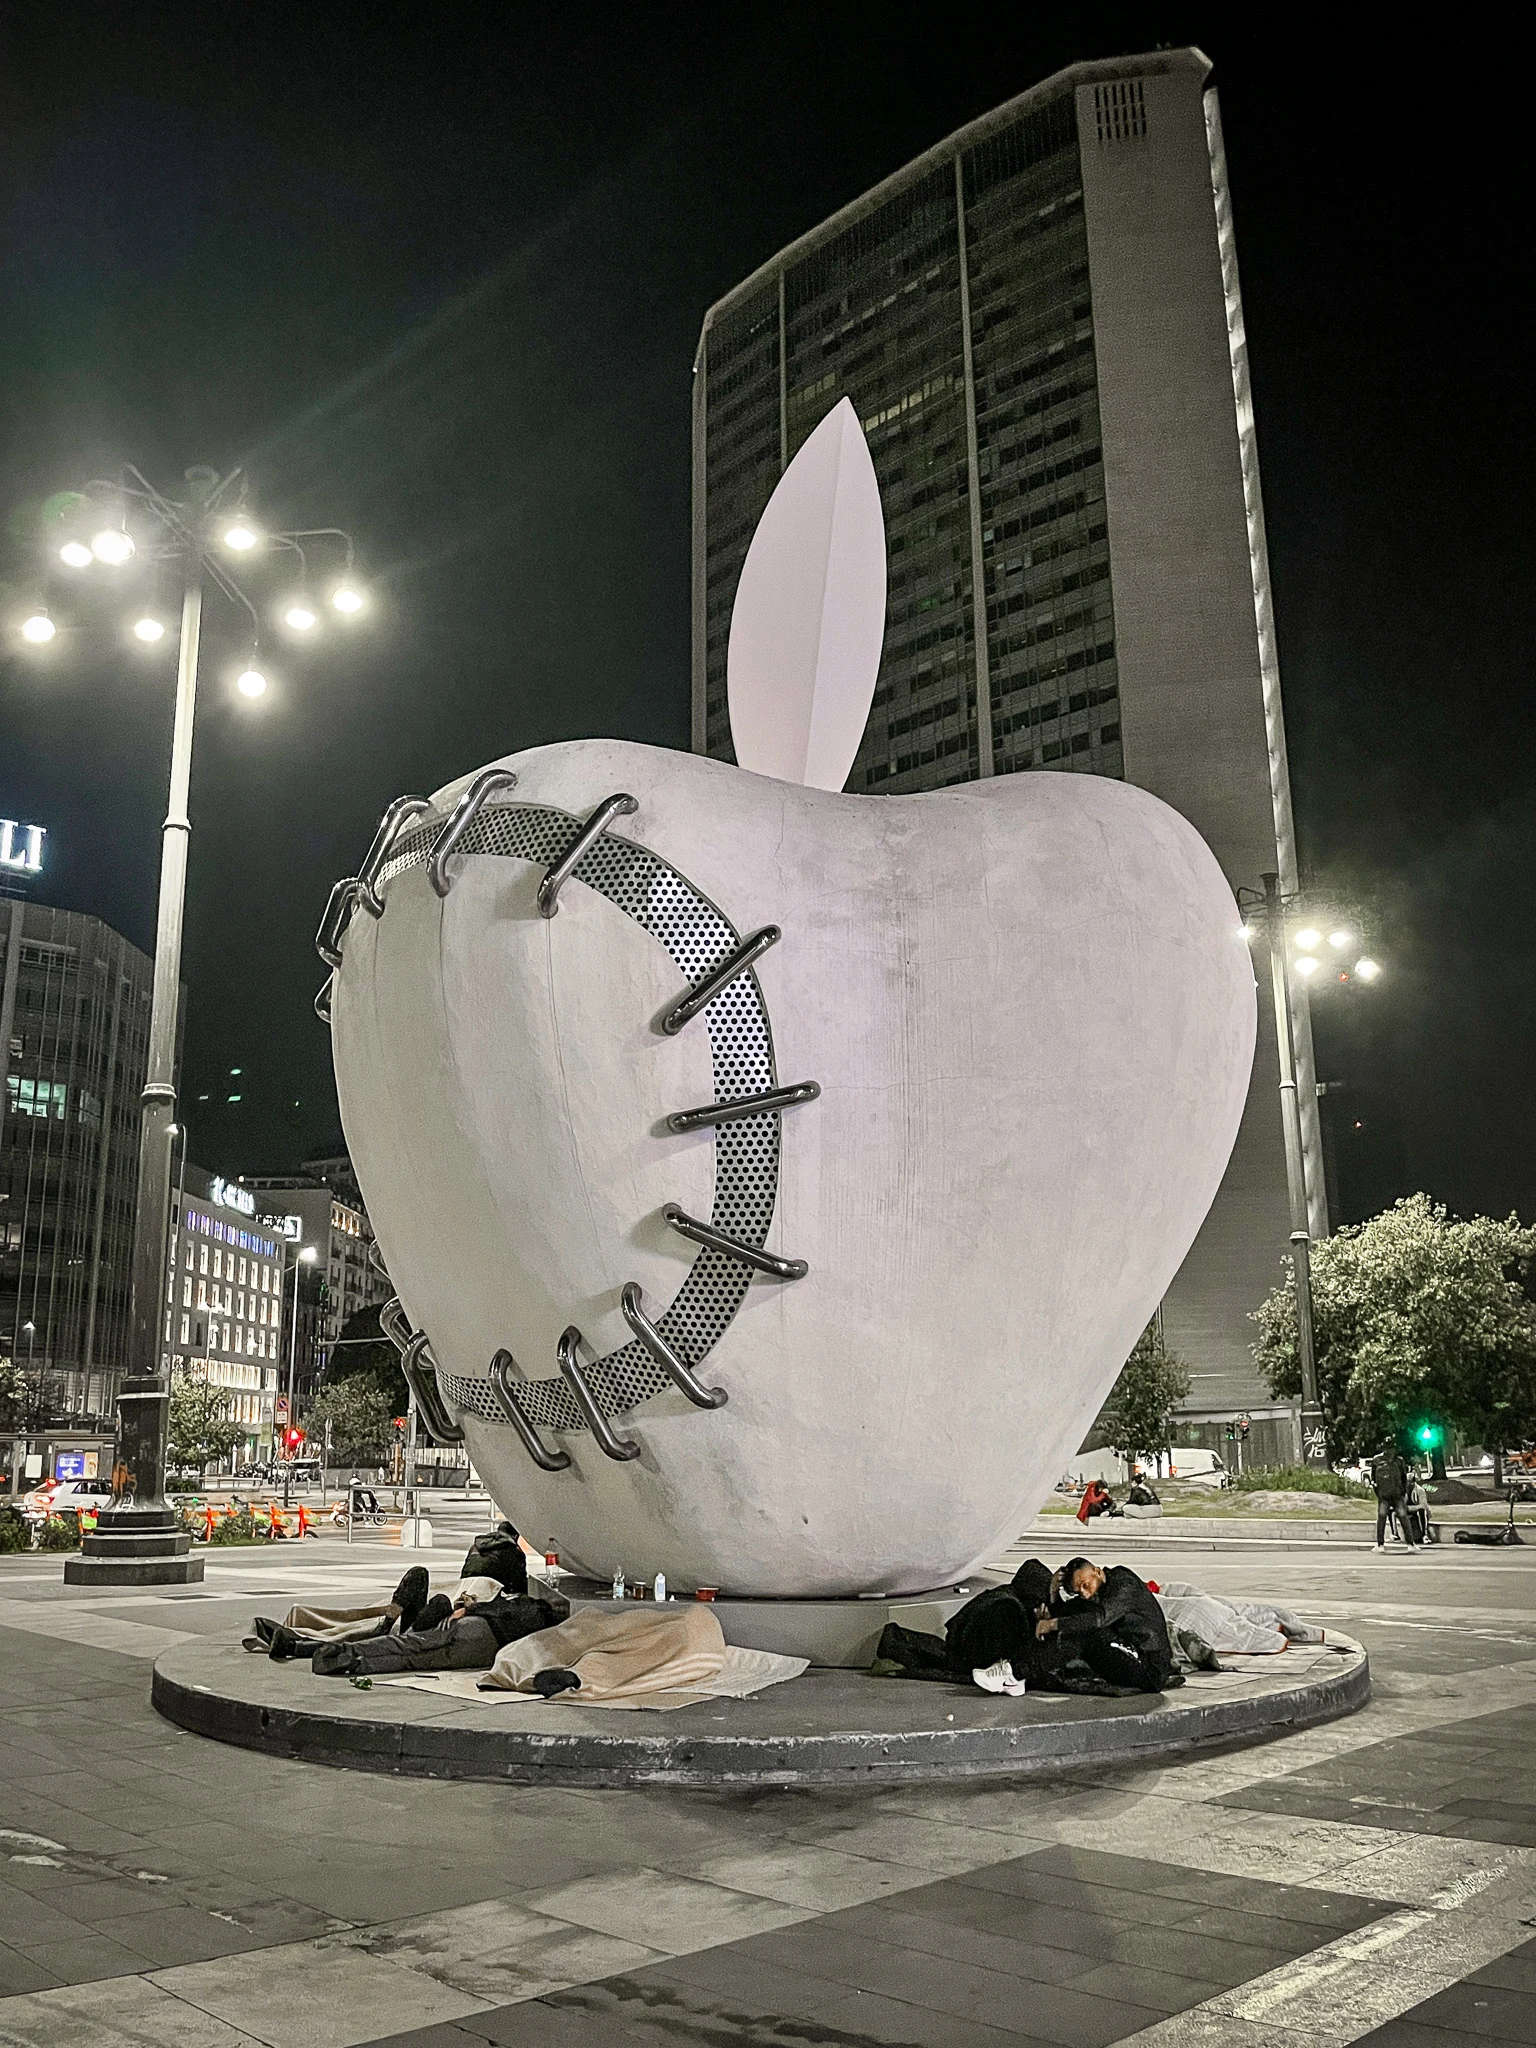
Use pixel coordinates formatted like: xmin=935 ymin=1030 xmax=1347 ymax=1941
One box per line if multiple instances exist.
xmin=323 ymin=398 xmax=1255 ymax=1598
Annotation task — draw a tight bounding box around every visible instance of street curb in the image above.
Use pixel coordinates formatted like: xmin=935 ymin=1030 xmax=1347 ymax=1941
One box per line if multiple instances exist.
xmin=151 ymin=1634 xmax=1370 ymax=1788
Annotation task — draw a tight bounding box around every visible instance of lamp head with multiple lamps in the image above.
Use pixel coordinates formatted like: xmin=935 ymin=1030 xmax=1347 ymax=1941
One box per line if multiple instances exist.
xmin=1289 ymin=921 xmax=1381 ymax=987
xmin=18 ymin=470 xmax=371 ymax=703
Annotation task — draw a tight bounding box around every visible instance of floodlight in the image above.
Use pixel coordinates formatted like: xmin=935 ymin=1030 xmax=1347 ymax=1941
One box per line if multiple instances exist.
xmin=59 ymin=540 xmax=93 ymax=568
xmin=1294 ymin=955 xmax=1320 ymax=977
xmin=20 ymin=611 xmax=56 ymax=644
xmin=90 ymin=527 xmax=135 ymax=565
xmin=236 ymin=667 xmax=268 ymax=698
xmin=132 ymin=615 xmax=166 ymax=643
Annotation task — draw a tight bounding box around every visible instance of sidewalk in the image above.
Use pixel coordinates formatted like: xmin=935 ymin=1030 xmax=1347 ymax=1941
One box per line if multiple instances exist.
xmin=3 ymin=1544 xmax=1536 ymax=2045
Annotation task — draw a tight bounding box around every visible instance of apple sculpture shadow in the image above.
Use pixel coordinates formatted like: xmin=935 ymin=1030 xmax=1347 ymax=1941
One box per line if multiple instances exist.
xmin=324 ymin=401 xmax=1255 ymax=1597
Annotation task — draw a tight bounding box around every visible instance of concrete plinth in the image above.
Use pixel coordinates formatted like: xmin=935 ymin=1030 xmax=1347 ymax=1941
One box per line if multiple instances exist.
xmin=63 ymin=1507 xmax=205 ymax=1586
xmin=63 ymin=1554 xmax=205 ymax=1585
xmin=560 ymin=1582 xmax=974 ymax=1668
xmin=152 ymin=1632 xmax=1368 ymax=1788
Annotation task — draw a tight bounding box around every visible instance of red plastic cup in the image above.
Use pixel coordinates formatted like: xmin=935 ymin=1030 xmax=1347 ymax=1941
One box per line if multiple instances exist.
xmin=695 ymin=1587 xmax=718 ymax=1602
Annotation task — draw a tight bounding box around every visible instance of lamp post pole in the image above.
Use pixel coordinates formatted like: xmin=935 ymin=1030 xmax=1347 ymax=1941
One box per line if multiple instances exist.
xmin=283 ymin=1245 xmax=314 ymax=1510
xmin=106 ymin=489 xmax=212 ymax=1576
xmin=28 ymin=464 xmax=372 ymax=1585
xmin=1262 ymin=872 xmax=1327 ymax=1469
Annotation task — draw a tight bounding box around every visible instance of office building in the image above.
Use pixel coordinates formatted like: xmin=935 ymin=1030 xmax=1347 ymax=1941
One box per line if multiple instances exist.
xmin=241 ymin=1166 xmax=391 ymax=1408
xmin=691 ymin=48 xmax=1324 ymax=1417
xmin=164 ymin=1165 xmax=288 ymax=1461
xmin=0 ymin=894 xmax=153 ymax=1426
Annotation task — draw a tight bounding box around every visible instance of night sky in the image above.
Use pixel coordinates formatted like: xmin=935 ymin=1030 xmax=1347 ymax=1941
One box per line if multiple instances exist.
xmin=1 ymin=7 xmax=1530 ymax=1227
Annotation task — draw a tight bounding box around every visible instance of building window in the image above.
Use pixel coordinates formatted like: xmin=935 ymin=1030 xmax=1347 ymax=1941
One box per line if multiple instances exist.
xmin=182 ymin=1276 xmax=192 ymax=1308
xmin=180 ymin=1314 xmax=190 ymax=1343
xmin=1094 ymin=79 xmax=1146 ymax=145
xmin=6 ymin=1077 xmax=67 ymax=1119
xmin=199 ymin=1243 xmax=209 ymax=1275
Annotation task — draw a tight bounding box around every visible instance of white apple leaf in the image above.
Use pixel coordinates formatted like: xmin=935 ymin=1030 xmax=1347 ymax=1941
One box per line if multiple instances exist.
xmin=726 ymin=394 xmax=887 ymax=792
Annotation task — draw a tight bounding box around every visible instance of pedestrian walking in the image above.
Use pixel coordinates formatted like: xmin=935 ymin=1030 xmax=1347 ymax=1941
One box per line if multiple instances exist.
xmin=1371 ymin=1443 xmax=1418 ymax=1549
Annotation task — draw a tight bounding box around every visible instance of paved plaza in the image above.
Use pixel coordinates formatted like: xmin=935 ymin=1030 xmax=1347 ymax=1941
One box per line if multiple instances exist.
xmin=3 ymin=1511 xmax=1535 ymax=2047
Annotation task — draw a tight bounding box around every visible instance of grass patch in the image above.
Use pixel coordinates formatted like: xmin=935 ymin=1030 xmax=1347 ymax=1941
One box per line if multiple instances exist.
xmin=1234 ymin=1464 xmax=1373 ymax=1500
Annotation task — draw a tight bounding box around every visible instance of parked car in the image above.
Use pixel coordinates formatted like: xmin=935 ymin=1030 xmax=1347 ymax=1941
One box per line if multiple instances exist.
xmin=19 ymin=1477 xmax=115 ymax=1523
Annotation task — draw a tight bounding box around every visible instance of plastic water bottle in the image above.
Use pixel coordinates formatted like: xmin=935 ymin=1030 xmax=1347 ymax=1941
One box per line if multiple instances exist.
xmin=611 ymin=1567 xmax=626 ymax=1601
xmin=653 ymin=1573 xmax=667 ymax=1604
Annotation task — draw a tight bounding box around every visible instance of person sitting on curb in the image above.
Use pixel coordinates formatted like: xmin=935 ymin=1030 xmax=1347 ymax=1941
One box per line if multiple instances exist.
xmin=1036 ymin=1556 xmax=1179 ymax=1694
xmin=1075 ymin=1478 xmax=1122 ymax=1525
xmin=873 ymin=1557 xmax=1180 ymax=1697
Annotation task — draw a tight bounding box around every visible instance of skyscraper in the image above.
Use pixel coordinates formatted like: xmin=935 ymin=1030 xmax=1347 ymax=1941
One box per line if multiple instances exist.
xmin=691 ymin=48 xmax=1323 ymax=1423
xmin=1 ymin=896 xmax=153 ymax=1426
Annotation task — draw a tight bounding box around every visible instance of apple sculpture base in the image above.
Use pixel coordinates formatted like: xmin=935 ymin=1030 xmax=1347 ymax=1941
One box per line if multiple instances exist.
xmin=326 ymin=737 xmax=1254 ymax=1599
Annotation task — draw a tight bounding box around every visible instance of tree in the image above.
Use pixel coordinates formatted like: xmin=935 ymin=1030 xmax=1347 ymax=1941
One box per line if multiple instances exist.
xmin=1103 ymin=1324 xmax=1192 ymax=1465
xmin=1252 ymin=1194 xmax=1536 ymax=1461
xmin=166 ymin=1368 xmax=243 ymax=1475
xmin=322 ymin=1302 xmax=408 ymax=1410
xmin=0 ymin=1355 xmax=25 ymax=1433
xmin=306 ymin=1375 xmax=397 ymax=1466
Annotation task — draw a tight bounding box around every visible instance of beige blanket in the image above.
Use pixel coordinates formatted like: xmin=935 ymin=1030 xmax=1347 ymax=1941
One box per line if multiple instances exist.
xmin=479 ymin=1602 xmax=727 ymax=1702
xmin=378 ymin=1642 xmax=807 ymax=1711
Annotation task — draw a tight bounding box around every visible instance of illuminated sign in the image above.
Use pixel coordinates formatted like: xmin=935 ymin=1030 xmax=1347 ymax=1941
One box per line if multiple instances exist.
xmin=211 ymin=1176 xmax=256 ymax=1217
xmin=0 ymin=821 xmax=45 ymax=874
xmin=258 ymin=1211 xmax=303 ymax=1241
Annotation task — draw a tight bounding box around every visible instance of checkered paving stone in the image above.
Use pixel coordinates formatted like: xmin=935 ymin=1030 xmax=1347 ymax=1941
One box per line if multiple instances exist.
xmin=1213 ymin=1700 xmax=1536 ymax=1849
xmin=351 ymin=1846 xmax=1398 ymax=2048
xmin=1348 ymin=1933 xmax=1536 ymax=2043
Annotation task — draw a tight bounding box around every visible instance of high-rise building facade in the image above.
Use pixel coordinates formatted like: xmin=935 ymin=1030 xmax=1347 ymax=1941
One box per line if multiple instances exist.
xmin=691 ymin=48 xmax=1324 ymax=1413
xmin=241 ymin=1170 xmax=390 ymax=1409
xmin=0 ymin=895 xmax=152 ymax=1425
xmin=164 ymin=1165 xmax=289 ymax=1461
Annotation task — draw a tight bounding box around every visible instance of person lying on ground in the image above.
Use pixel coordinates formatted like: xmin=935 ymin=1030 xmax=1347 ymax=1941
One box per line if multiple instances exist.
xmin=244 ymin=1521 xmax=535 ymax=1657
xmin=1149 ymin=1580 xmax=1326 ymax=1669
xmin=1036 ymin=1557 xmax=1180 ymax=1693
xmin=308 ymin=1581 xmax=563 ymax=1677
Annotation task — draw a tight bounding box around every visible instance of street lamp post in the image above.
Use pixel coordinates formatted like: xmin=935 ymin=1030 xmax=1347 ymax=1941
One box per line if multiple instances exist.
xmin=24 ymin=465 xmax=372 ymax=1588
xmin=1240 ymin=876 xmax=1383 ymax=1470
xmin=22 ymin=1321 xmax=37 ymax=1439
xmin=1261 ymin=874 xmax=1326 ymax=1469
xmin=282 ymin=1245 xmax=317 ymax=1509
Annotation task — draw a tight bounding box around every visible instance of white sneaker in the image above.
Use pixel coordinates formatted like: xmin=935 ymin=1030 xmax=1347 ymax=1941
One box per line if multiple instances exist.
xmin=972 ymin=1659 xmax=1027 ymax=1697
xmin=1372 ymin=1544 xmax=1385 ymax=1552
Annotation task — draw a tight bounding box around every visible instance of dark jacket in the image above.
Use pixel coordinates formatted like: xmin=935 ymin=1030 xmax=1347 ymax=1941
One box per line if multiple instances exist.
xmin=1371 ymin=1451 xmax=1409 ymax=1503
xmin=1052 ymin=1564 xmax=1177 ymax=1686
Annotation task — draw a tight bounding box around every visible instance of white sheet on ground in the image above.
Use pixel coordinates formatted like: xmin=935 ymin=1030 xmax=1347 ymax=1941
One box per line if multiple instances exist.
xmin=1155 ymin=1581 xmax=1322 ymax=1655
xmin=374 ymin=1643 xmax=808 ymax=1711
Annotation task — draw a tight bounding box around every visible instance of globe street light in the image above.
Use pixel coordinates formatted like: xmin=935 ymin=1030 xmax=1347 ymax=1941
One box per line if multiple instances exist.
xmin=21 ymin=464 xmax=375 ymax=1587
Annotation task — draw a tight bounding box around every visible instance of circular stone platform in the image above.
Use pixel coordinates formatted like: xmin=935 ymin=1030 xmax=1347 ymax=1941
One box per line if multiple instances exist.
xmin=152 ymin=1634 xmax=1369 ymax=1788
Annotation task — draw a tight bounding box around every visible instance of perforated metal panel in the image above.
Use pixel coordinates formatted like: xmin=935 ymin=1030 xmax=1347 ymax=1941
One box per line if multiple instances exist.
xmin=369 ymin=799 xmax=782 ymax=1435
